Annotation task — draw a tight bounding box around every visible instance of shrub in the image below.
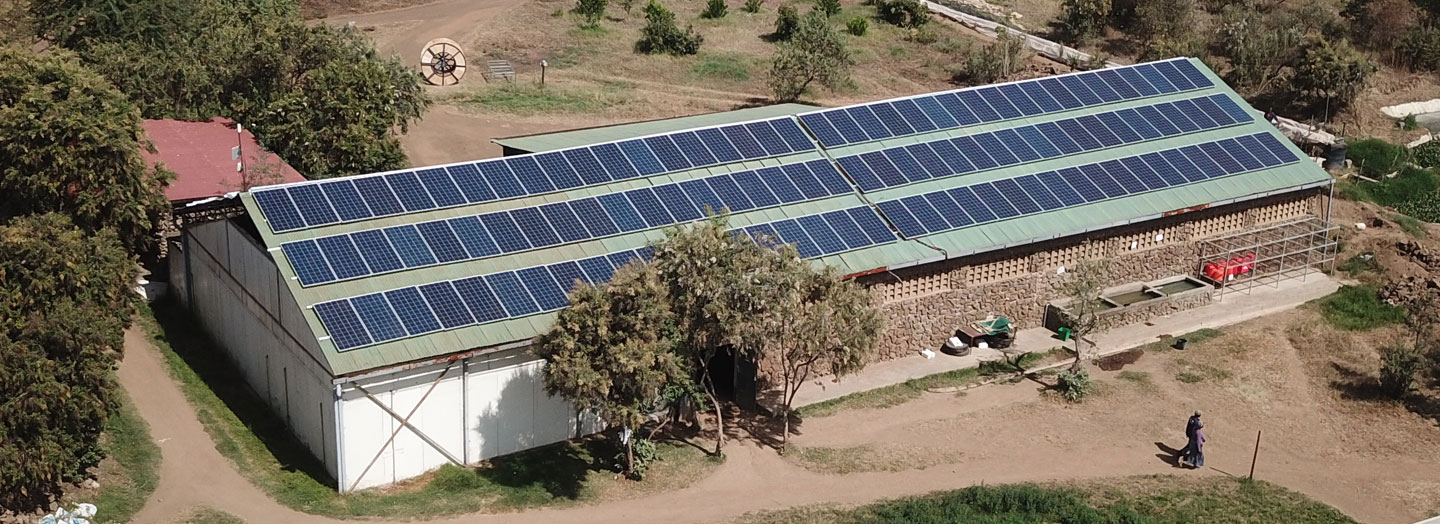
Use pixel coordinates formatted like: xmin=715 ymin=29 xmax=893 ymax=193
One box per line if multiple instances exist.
xmin=622 ymin=438 xmax=661 ymax=480
xmin=773 ymin=5 xmax=800 ymax=40
xmin=1348 ymin=138 xmax=1410 ymax=177
xmin=1337 ymin=252 xmax=1381 ymax=277
xmin=1292 ymin=36 xmax=1376 ymax=119
xmin=743 ymin=0 xmax=763 ymax=12
xmin=636 ymin=1 xmax=704 ymax=55
xmin=847 ymin=16 xmax=867 ymax=35
xmin=1401 ymin=114 xmax=1420 ymax=131
xmin=1397 ymin=25 xmax=1440 ymax=72
xmin=770 ymin=9 xmax=852 ymax=101
xmin=1060 ymin=0 xmax=1110 ymax=42
xmin=817 ymin=0 xmax=842 ymax=16
xmin=957 ymin=26 xmax=1028 ymax=84
xmin=1414 ymin=141 xmax=1440 ymax=169
xmin=1380 ymin=345 xmax=1424 ymax=397
xmin=874 ymin=0 xmax=930 ymax=28
xmin=1315 ymin=285 xmax=1407 ymax=331
xmin=701 ymin=0 xmax=728 ymax=18
xmin=1056 ymin=367 xmax=1092 ymax=402
xmin=573 ymin=0 xmax=608 ymax=26
xmin=427 ymin=464 xmax=484 ymax=492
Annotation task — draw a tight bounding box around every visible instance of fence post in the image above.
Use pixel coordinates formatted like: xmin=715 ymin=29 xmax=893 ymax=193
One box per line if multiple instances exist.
xmin=1249 ymin=430 xmax=1262 ymax=479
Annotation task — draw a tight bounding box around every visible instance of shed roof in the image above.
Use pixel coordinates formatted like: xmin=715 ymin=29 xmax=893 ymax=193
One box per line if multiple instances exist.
xmin=142 ymin=117 xmax=306 ymax=202
xmin=491 ymin=103 xmax=820 ymax=153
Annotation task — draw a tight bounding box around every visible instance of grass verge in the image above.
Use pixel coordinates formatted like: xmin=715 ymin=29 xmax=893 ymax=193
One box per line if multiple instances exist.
xmin=789 ymin=444 xmax=964 ymax=474
xmin=452 ymin=82 xmax=634 ymax=115
xmin=140 ymin=300 xmax=716 ymax=518
xmin=169 ymin=507 xmax=245 ymax=524
xmin=796 ymin=350 xmax=1061 ymax=418
xmin=1139 ymin=328 xmax=1225 ymax=353
xmin=733 ymin=475 xmax=1356 ymax=523
xmin=75 ymin=390 xmax=161 ymax=524
xmin=1311 ymin=285 xmax=1407 ymax=331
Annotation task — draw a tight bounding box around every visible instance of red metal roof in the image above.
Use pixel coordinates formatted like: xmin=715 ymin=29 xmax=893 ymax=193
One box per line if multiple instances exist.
xmin=141 ymin=117 xmax=306 ymax=202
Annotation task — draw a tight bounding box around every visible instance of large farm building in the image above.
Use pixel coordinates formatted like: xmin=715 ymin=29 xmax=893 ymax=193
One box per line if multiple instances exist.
xmin=168 ymin=58 xmax=1335 ymax=491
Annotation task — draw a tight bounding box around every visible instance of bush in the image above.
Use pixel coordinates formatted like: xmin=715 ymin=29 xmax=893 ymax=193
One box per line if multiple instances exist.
xmin=773 ymin=5 xmax=800 ymax=40
xmin=1414 ymin=141 xmax=1440 ymax=169
xmin=1056 ymin=367 xmax=1093 ymax=402
xmin=701 ymin=0 xmax=727 ymax=18
xmin=1060 ymin=0 xmax=1110 ymax=42
xmin=636 ymin=1 xmax=703 ymax=55
xmin=742 ymin=0 xmax=763 ymax=12
xmin=1292 ymin=36 xmax=1376 ymax=118
xmin=622 ymin=438 xmax=661 ymax=480
xmin=817 ymin=0 xmax=842 ymax=15
xmin=573 ymin=0 xmax=608 ymax=26
xmin=1353 ymin=166 xmax=1440 ymax=208
xmin=770 ymin=9 xmax=852 ymax=102
xmin=874 ymin=0 xmax=930 ymax=28
xmin=847 ymin=16 xmax=867 ymax=35
xmin=1315 ymin=285 xmax=1408 ymax=331
xmin=1397 ymin=25 xmax=1440 ymax=72
xmin=1380 ymin=345 xmax=1425 ymax=397
xmin=957 ymin=26 xmax=1028 ymax=84
xmin=1348 ymin=138 xmax=1410 ymax=176
xmin=427 ymin=464 xmax=484 ymax=493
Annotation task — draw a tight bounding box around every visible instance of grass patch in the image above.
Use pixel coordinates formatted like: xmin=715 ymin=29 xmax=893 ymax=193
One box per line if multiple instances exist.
xmin=1173 ymin=359 xmax=1232 ymax=384
xmin=797 ymin=349 xmax=1064 ymax=418
xmin=1312 ymin=285 xmax=1407 ymax=331
xmin=1392 ymin=213 xmax=1429 ymax=238
xmin=453 ymin=82 xmax=633 ymax=115
xmin=1336 ymin=252 xmax=1382 ymax=278
xmin=1117 ymin=370 xmax=1157 ymax=391
xmin=169 ymin=507 xmax=245 ymax=524
xmin=1140 ymin=328 xmax=1225 ymax=352
xmin=140 ymin=300 xmax=716 ymax=518
xmin=737 ymin=476 xmax=1356 ymax=523
xmin=789 ymin=444 xmax=963 ymax=474
xmin=76 ymin=390 xmax=161 ymax=524
xmin=691 ymin=53 xmax=752 ymax=82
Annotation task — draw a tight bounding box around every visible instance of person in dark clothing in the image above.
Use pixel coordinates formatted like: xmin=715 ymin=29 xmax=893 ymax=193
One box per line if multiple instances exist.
xmin=1190 ymin=423 xmax=1206 ymax=468
xmin=1181 ymin=410 xmax=1202 ymax=466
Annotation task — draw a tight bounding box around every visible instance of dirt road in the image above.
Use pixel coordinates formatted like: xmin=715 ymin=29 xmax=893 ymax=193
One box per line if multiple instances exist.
xmin=320 ymin=0 xmax=523 ymax=65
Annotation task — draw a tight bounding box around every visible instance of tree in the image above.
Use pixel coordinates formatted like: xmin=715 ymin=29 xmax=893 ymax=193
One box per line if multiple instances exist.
xmin=1133 ymin=0 xmax=1195 ymax=44
xmin=0 ymin=214 xmax=138 ymax=510
xmin=773 ymin=5 xmax=800 ymax=40
xmin=636 ymin=1 xmax=704 ymax=55
xmin=1342 ymin=0 xmax=1419 ymax=51
xmin=1059 ymin=255 xmax=1109 ymax=370
xmin=816 ymin=0 xmax=841 ymax=16
xmin=769 ymin=10 xmax=852 ymax=102
xmin=1397 ymin=25 xmax=1440 ymax=72
xmin=574 ymin=0 xmax=609 ymax=26
xmin=731 ymin=248 xmax=881 ymax=453
xmin=1060 ymin=0 xmax=1111 ymax=42
xmin=0 ymin=47 xmax=171 ymax=256
xmin=535 ymin=263 xmax=684 ymax=477
xmin=957 ymin=26 xmax=1030 ymax=84
xmin=1291 ymin=36 xmax=1376 ymax=120
xmin=874 ymin=0 xmax=930 ymax=28
xmin=1214 ymin=2 xmax=1303 ymax=92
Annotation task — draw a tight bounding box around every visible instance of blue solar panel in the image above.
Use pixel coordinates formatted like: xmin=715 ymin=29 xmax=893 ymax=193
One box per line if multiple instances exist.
xmin=1115 ymin=108 xmax=1162 ymax=140
xmin=624 ymin=188 xmax=674 ymax=228
xmin=1135 ymin=105 xmax=1182 ymax=136
xmin=707 ymin=175 xmax=755 ymax=211
xmin=860 ymin=151 xmax=908 ymax=187
xmin=957 ymin=91 xmax=1001 ymax=122
xmin=892 ymin=99 xmax=937 ymax=132
xmin=1210 ymin=94 xmax=1254 ymax=123
xmin=1172 ymin=98 xmax=1218 ymax=129
xmin=420 ymin=282 xmax=476 ymax=329
xmin=536 ymin=152 xmax=582 ymax=190
xmin=540 ymin=202 xmax=590 ymax=243
xmin=745 ymin=122 xmax=792 ymax=156
xmin=353 ymin=177 xmax=406 ymax=216
xmin=1156 ymin=103 xmax=1201 ymax=133
xmin=1253 ymin=132 xmax=1298 ymax=163
xmin=824 ymin=111 xmax=870 ymax=143
xmin=478 ymin=160 xmax=527 ymax=199
xmin=563 ymin=148 xmax=613 ymax=186
xmin=1039 ymin=78 xmax=1083 ymax=109
xmin=797 ymin=215 xmax=848 ymax=254
xmin=881 ymin=148 xmax=928 ymax=183
xmin=1142 ymin=152 xmax=1189 ymax=186
xmin=1100 ymin=160 xmax=1147 ymax=194
xmin=384 ymin=225 xmax=438 ymax=267
xmin=914 ymin=96 xmax=959 ymax=129
xmin=952 ymin=136 xmax=999 ymax=170
xmin=485 ymin=272 xmax=539 ymax=317
xmin=448 ymin=216 xmax=501 ymax=258
xmin=1058 ymin=75 xmax=1101 ymax=106
xmin=653 ymin=184 xmax=702 ymax=221
xmin=549 ymin=261 xmax=590 ymax=294
xmin=317 ymin=235 xmax=370 ymax=280
xmin=696 ymin=127 xmax=744 ymax=162
xmin=319 ymin=180 xmax=373 ymax=222
xmin=510 ymin=207 xmax=561 ymax=248
xmin=1076 ymin=115 xmax=1122 ymax=148
xmin=351 ymin=229 xmax=404 ymax=274
xmin=1136 ymin=63 xmax=1178 ymax=93
xmin=821 ymin=210 xmax=872 ymax=249
xmin=1120 ymin=156 xmax=1168 ymax=190
xmin=1116 ymin=67 xmax=1159 ymax=96
xmin=1036 ymin=171 xmax=1085 ymax=207
xmin=1036 ymin=122 xmax=1083 ymax=155
xmin=900 ymin=195 xmax=948 ymax=232
xmin=386 ymin=172 xmax=436 ymax=212
xmin=992 ymin=178 xmax=1041 ymax=214
xmin=1180 ymin=145 xmax=1225 ymax=178
xmin=876 ymin=200 xmax=927 ymax=237
xmin=416 ymin=168 xmax=467 ymax=207
xmin=288 ymin=185 xmax=340 ymax=227
xmin=415 ymin=221 xmax=469 ymax=263
xmin=1218 ymin=139 xmax=1263 ymax=171
xmin=905 ymin=144 xmax=951 ymax=179
xmin=634 ymin=245 xmax=654 ymax=262
xmin=446 ymin=164 xmax=497 ymax=203
xmin=385 ymin=287 xmax=442 ymax=335
xmin=947 ymin=187 xmax=997 ymax=223
xmin=1097 ymin=69 xmax=1140 ymax=99
xmin=973 ymin=133 xmax=1019 ymax=166
xmin=569 ymin=198 xmax=621 ymax=237
xmin=836 ymin=156 xmax=882 ymax=192
xmin=979 ymin=87 xmax=1022 ymax=119
xmin=453 ymin=276 xmax=507 ymax=322
xmin=253 ymin=189 xmax=306 ymax=232
xmin=750 ymin=168 xmax=799 ymax=205
xmin=733 ymin=170 xmax=782 ymax=206
xmin=869 ymin=103 xmax=916 ymax=136
xmin=935 ymin=93 xmax=981 ymax=125
xmin=608 ymin=250 xmax=640 ymax=269
xmin=680 ymin=179 xmax=726 ymax=215
xmin=315 ymin=301 xmax=371 ymax=350
xmin=1190 ymin=96 xmax=1236 ymax=126
xmin=772 ymin=119 xmax=816 ymax=151
xmin=848 ymin=206 xmax=897 ymax=243
xmin=999 ymin=84 xmax=1042 ymax=115
xmin=928 ymin=139 xmax=976 ymax=174
xmin=782 ymin=163 xmax=829 ymax=199
xmin=1198 ymin=142 xmax=1244 ymax=174
xmin=643 ymin=136 xmax=692 ymax=172
xmin=847 ymin=106 xmax=893 ymax=140
xmin=1079 ymin=73 xmax=1122 ymax=102
xmin=592 ymin=143 xmax=640 ymax=180
xmin=283 ymin=240 xmax=336 ymax=286
xmin=806 ymin=160 xmax=854 ymax=195
xmin=971 ymin=183 xmax=1020 ymax=218
xmin=518 ymin=267 xmax=568 ymax=311
xmin=618 ymin=140 xmax=665 ymax=176
xmin=923 ymin=191 xmax=972 ymax=227
xmin=1234 ymin=135 xmax=1282 ymax=166
xmin=722 ymin=125 xmax=767 ymax=158
xmin=479 ymin=212 xmax=532 ymax=252
xmin=598 ymin=193 xmax=648 ymax=232
xmin=671 ymin=131 xmax=717 ymax=167
xmin=1058 ymin=167 xmax=1106 ymax=202
xmin=1019 ymin=81 xmax=1063 ymax=112
xmin=1096 ymin=112 xmax=1142 ymax=143
xmin=1172 ymin=59 xmax=1213 ymax=87
xmin=351 ymin=293 xmax=406 ymax=342
xmin=1015 ymin=175 xmax=1062 ymax=211
xmin=1080 ymin=164 xmax=1127 ymax=198
xmin=1153 ymin=61 xmax=1195 ymax=90
xmin=578 ymin=256 xmax=616 ymax=284
xmin=1057 ymin=119 xmax=1103 ymax=150
xmin=993 ymin=129 xmax=1040 ymax=163
xmin=771 ymin=219 xmax=822 ymax=257
xmin=1161 ymin=149 xmax=1205 ymax=182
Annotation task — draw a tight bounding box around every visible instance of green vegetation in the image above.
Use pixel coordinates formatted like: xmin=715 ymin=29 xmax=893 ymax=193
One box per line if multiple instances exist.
xmin=1174 ymin=359 xmax=1232 ymax=384
xmin=457 ymin=83 xmax=634 ymax=115
xmin=817 ymin=0 xmax=842 ymax=16
xmin=173 ymin=507 xmax=245 ymax=524
xmin=789 ymin=443 xmax=962 ymax=473
xmin=1392 ymin=213 xmax=1428 ymax=238
xmin=958 ymin=26 xmax=1029 ymax=84
xmin=1060 ymin=0 xmax=1111 ymax=42
xmin=1414 ymin=141 xmax=1440 ymax=169
xmin=83 ymin=393 xmax=160 ymax=524
xmin=1313 ymin=285 xmax=1407 ymax=331
xmin=573 ymin=0 xmax=608 ymax=27
xmin=1380 ymin=345 xmax=1425 ymax=396
xmin=1348 ymin=138 xmax=1411 ymax=177
xmin=847 ymin=16 xmax=869 ymax=35
xmin=701 ymin=0 xmax=728 ymax=18
xmin=1336 ymin=160 xmax=1440 ymax=224
xmin=1117 ymin=370 xmax=1157 ymax=391
xmin=874 ymin=0 xmax=931 ymax=28
xmin=735 ymin=477 xmax=1357 ymax=523
xmin=770 ymin=9 xmax=854 ymax=102
xmin=692 ymin=54 xmax=752 ymax=81
xmin=773 ymin=5 xmax=800 ymax=40
xmin=1056 ymin=367 xmax=1093 ymax=401
xmin=636 ymin=1 xmax=704 ymax=55
xmin=743 ymin=0 xmax=764 ymax=13
xmin=1138 ymin=328 xmax=1225 ymax=352
xmin=798 ymin=350 xmax=1054 ymax=417
xmin=1337 ymin=252 xmax=1382 ymax=278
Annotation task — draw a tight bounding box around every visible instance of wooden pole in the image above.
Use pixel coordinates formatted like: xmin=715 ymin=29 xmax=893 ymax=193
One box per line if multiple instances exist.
xmin=1249 ymin=430 xmax=1262 ymax=479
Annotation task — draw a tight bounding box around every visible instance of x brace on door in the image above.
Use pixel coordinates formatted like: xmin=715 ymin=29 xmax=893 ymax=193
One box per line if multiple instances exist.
xmin=347 ymin=363 xmax=463 ymax=491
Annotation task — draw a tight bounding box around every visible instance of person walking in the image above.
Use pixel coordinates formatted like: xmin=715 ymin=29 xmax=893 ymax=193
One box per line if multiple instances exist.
xmin=1180 ymin=410 xmax=1202 ymax=466
xmin=1189 ymin=422 xmax=1206 ymax=469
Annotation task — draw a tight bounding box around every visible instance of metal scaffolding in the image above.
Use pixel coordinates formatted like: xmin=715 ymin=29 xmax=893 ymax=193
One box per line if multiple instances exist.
xmin=1197 ymin=217 xmax=1339 ymax=301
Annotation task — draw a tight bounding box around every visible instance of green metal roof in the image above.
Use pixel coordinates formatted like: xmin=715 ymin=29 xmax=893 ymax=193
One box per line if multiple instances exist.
xmin=239 ymin=58 xmax=1330 ymax=377
xmin=491 ymin=103 xmax=820 ymax=153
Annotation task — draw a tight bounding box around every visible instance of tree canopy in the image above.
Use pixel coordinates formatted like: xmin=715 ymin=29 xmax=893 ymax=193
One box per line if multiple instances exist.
xmin=769 ymin=9 xmax=852 ymax=102
xmin=0 ymin=46 xmax=171 ymax=255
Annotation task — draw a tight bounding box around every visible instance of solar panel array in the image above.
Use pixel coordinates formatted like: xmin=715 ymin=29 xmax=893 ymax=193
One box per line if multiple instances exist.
xmin=314 ymin=206 xmax=901 ymax=350
xmin=252 ymin=117 xmax=816 ymax=234
xmin=798 ymin=58 xmax=1214 ymax=148
xmin=872 ymin=132 xmax=1299 ymax=239
xmin=834 ymin=94 xmax=1252 ymax=192
xmin=281 ymin=159 xmax=857 ymax=286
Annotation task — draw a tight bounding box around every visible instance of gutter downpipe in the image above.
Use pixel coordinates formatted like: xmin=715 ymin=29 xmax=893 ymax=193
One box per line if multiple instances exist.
xmin=334 ymin=383 xmax=346 ymax=493
xmin=461 ymin=358 xmax=470 ymax=465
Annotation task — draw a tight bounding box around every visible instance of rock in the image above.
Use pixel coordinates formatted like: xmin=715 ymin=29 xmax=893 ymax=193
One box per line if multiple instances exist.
xmin=82 ymin=478 xmax=99 ymax=489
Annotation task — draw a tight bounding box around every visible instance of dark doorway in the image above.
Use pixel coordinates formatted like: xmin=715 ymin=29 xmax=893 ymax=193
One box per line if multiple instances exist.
xmin=705 ymin=347 xmax=758 ymax=409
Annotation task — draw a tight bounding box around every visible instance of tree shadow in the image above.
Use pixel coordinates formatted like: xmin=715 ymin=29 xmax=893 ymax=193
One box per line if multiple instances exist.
xmin=1327 ymin=362 xmax=1440 ymax=429
xmin=471 ymin=364 xmax=595 ymax=501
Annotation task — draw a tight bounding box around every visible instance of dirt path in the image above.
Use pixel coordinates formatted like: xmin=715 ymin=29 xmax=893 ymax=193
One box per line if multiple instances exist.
xmin=320 ymin=0 xmax=523 ymax=65
xmin=121 ymin=310 xmax=1440 ymax=524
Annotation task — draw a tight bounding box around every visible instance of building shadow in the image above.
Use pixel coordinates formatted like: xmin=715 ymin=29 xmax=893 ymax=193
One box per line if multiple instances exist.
xmin=472 ymin=365 xmax=595 ymax=500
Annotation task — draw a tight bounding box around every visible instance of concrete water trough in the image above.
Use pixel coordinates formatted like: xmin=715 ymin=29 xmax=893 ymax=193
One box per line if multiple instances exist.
xmin=1044 ymin=275 xmax=1214 ymax=333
